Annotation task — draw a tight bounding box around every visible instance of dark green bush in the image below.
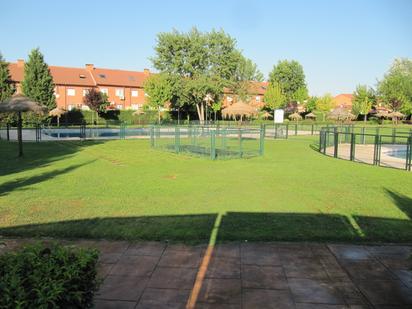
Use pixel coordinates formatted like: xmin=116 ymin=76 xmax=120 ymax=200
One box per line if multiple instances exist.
xmin=0 ymin=243 xmax=99 ymax=309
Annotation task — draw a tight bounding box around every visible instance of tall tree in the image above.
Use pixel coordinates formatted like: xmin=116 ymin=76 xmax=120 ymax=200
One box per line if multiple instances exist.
xmin=144 ymin=73 xmax=174 ymax=123
xmin=269 ymin=60 xmax=307 ymax=102
xmin=378 ymin=58 xmax=412 ymax=115
xmin=0 ymin=53 xmax=15 ymax=102
xmin=151 ymin=28 xmax=241 ymax=123
xmin=352 ymin=85 xmax=375 ymax=122
xmin=0 ymin=53 xmax=16 ymax=123
xmin=305 ymin=96 xmax=318 ymax=112
xmin=292 ymin=87 xmax=308 ymax=104
xmin=83 ymin=88 xmax=109 ymax=124
xmin=22 ymin=48 xmax=55 ymax=111
xmin=316 ymin=94 xmax=334 ymax=121
xmin=231 ymin=55 xmax=264 ymax=102
xmin=264 ymin=82 xmax=286 ymax=116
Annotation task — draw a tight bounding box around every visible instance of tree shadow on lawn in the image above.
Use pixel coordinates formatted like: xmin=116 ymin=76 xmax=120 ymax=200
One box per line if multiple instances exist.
xmin=0 ymin=140 xmax=104 ymax=177
xmin=0 ymin=160 xmax=95 ymax=196
xmin=0 ymin=211 xmax=411 ymax=244
xmin=351 ymin=189 xmax=412 ymax=242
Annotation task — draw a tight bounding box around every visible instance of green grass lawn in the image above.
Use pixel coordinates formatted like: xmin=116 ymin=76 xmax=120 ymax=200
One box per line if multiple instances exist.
xmin=0 ymin=136 xmax=411 ymax=244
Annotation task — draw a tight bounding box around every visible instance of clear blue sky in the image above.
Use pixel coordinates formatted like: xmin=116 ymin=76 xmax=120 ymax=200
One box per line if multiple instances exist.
xmin=1 ymin=0 xmax=411 ymax=95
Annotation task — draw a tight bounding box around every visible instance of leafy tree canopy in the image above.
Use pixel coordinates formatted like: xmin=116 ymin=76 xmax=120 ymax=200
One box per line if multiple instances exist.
xmin=352 ymin=85 xmax=375 ymax=121
xmin=83 ymin=88 xmax=109 ymax=113
xmin=0 ymin=52 xmax=15 ymax=102
xmin=264 ymin=81 xmax=286 ymax=111
xmin=0 ymin=53 xmax=16 ymax=123
xmin=231 ymin=55 xmax=264 ymax=102
xmin=269 ymin=60 xmax=307 ymax=102
xmin=305 ymin=96 xmax=318 ymax=112
xmin=22 ymin=48 xmax=55 ymax=111
xmin=378 ymin=58 xmax=412 ymax=114
xmin=315 ymin=93 xmax=334 ymax=112
xmin=151 ymin=28 xmax=258 ymax=122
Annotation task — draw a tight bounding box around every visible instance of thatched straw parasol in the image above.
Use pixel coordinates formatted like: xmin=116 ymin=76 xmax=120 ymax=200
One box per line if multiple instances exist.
xmin=305 ymin=112 xmax=317 ymax=119
xmin=288 ymin=112 xmax=302 ymax=122
xmin=0 ymin=94 xmax=47 ymax=157
xmin=387 ymin=111 xmax=404 ymax=125
xmin=328 ymin=107 xmax=355 ymax=122
xmin=222 ymin=101 xmax=257 ymax=122
xmin=49 ymin=107 xmax=67 ymax=127
xmin=133 ymin=110 xmax=145 ymax=115
xmin=374 ymin=111 xmax=389 ymax=118
xmin=261 ymin=111 xmax=273 ymax=119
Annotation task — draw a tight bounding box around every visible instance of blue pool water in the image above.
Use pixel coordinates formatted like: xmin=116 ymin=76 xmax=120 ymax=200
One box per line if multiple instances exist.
xmin=386 ymin=149 xmax=407 ymax=159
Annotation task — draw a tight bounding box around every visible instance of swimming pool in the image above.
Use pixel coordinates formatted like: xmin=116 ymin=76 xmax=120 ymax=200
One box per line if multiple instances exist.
xmin=386 ymin=149 xmax=407 ymax=159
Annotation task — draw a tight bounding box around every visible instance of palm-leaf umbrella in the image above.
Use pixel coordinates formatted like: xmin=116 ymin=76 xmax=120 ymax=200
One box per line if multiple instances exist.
xmin=328 ymin=107 xmax=355 ymax=123
xmin=133 ymin=110 xmax=145 ymax=115
xmin=305 ymin=112 xmax=317 ymax=119
xmin=387 ymin=111 xmax=405 ymax=125
xmin=222 ymin=101 xmax=257 ymax=123
xmin=261 ymin=111 xmax=273 ymax=119
xmin=288 ymin=112 xmax=302 ymax=122
xmin=49 ymin=107 xmax=67 ymax=127
xmin=0 ymin=94 xmax=47 ymax=156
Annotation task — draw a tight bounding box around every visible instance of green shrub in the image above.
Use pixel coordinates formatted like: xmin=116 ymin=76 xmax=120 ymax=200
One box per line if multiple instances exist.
xmin=0 ymin=243 xmax=99 ymax=309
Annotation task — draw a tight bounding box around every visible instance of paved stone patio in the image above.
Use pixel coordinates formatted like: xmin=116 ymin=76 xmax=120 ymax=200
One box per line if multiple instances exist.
xmin=1 ymin=239 xmax=411 ymax=308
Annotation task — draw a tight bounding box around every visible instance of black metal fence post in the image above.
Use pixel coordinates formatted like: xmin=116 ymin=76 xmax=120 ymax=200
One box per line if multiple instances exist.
xmin=334 ymin=130 xmax=339 ymax=158
xmin=6 ymin=123 xmax=10 ymax=141
xmin=350 ymin=133 xmax=355 ymax=161
xmin=406 ymin=136 xmax=412 ymax=171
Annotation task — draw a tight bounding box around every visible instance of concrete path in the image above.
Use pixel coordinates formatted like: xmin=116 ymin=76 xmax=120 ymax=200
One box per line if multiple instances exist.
xmin=1 ymin=239 xmax=411 ymax=308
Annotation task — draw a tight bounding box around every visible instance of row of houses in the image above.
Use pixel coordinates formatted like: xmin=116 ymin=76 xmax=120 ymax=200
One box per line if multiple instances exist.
xmin=8 ymin=60 xmax=352 ymax=112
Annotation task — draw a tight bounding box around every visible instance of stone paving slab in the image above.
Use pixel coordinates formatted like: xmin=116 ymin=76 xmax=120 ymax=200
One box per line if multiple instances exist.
xmin=0 ymin=238 xmax=411 ymax=308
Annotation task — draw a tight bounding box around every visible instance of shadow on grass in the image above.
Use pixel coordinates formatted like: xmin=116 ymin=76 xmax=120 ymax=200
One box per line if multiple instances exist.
xmin=0 ymin=140 xmax=103 ymax=176
xmin=384 ymin=189 xmax=412 ymax=219
xmin=0 ymin=214 xmax=217 ymax=244
xmin=0 ymin=160 xmax=95 ymax=196
xmin=1 ymin=211 xmax=411 ymax=244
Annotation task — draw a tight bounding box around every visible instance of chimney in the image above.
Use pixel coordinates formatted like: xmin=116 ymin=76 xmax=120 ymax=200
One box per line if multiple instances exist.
xmin=17 ymin=59 xmax=24 ymax=67
xmin=143 ymin=68 xmax=150 ymax=75
xmin=85 ymin=64 xmax=94 ymax=71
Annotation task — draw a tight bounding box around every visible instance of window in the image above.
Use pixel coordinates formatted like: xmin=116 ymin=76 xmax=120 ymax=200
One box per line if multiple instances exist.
xmin=116 ymin=104 xmax=123 ymax=110
xmin=131 ymin=90 xmax=138 ymax=97
xmin=68 ymin=104 xmax=74 ymax=111
xmin=79 ymin=74 xmax=86 ymax=79
xmin=99 ymin=74 xmax=106 ymax=78
xmin=83 ymin=89 xmax=90 ymax=97
xmin=116 ymin=89 xmax=124 ymax=97
xmin=131 ymin=104 xmax=139 ymax=110
xmin=100 ymin=88 xmax=108 ymax=95
xmin=67 ymin=88 xmax=75 ymax=96
xmin=256 ymin=96 xmax=261 ymax=102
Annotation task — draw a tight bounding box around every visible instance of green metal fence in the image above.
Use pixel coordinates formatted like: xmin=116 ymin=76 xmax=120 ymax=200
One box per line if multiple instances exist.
xmin=150 ymin=125 xmax=264 ymax=160
xmin=319 ymin=126 xmax=412 ymax=171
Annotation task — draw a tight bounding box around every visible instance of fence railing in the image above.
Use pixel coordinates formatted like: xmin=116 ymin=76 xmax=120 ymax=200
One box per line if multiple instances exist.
xmin=319 ymin=126 xmax=412 ymax=171
xmin=150 ymin=125 xmax=264 ymax=160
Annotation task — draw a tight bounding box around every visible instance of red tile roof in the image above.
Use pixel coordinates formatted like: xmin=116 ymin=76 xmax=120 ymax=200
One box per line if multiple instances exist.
xmin=91 ymin=68 xmax=150 ymax=88
xmin=223 ymin=81 xmax=268 ymax=95
xmin=8 ymin=62 xmax=151 ymax=88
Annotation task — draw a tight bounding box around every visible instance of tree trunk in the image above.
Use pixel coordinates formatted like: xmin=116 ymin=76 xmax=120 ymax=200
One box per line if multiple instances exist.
xmin=364 ymin=114 xmax=367 ymax=123
xmin=18 ymin=112 xmax=23 ymax=157
xmin=196 ymin=104 xmax=203 ymax=124
xmin=200 ymin=102 xmax=204 ymax=124
xmin=158 ymin=107 xmax=161 ymax=124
